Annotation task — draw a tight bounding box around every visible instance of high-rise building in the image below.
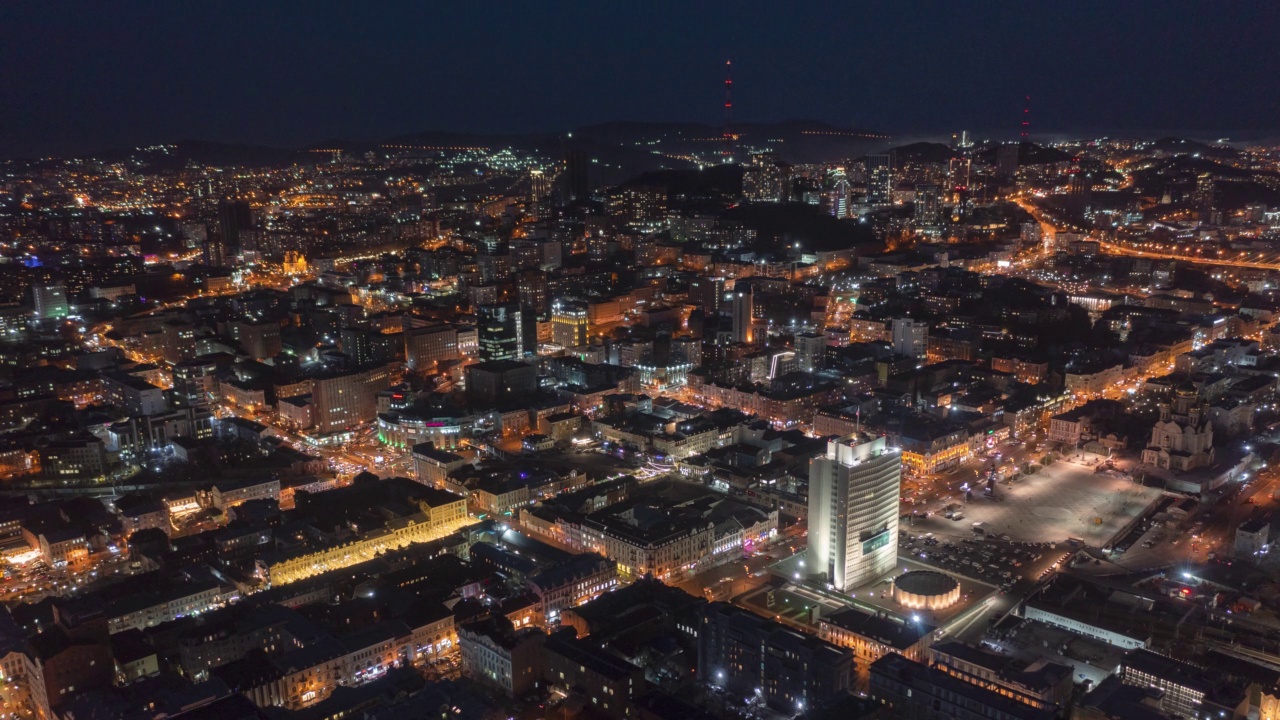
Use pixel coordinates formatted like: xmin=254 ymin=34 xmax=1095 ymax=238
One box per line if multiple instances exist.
xmin=173 ymin=359 xmax=218 ymax=409
xmin=338 ymin=327 xmax=396 ymax=366
xmin=1020 ymin=222 xmax=1043 ymax=248
xmin=516 ymin=270 xmax=550 ymax=314
xmin=731 ymin=283 xmax=754 ymax=345
xmin=232 ymin=320 xmax=283 ymax=360
xmin=564 ymin=147 xmax=590 ymax=202
xmin=214 ymin=199 xmax=252 ymax=264
xmin=551 ymin=300 xmax=589 ymax=349
xmin=996 ymin=143 xmax=1020 ymax=178
xmin=161 ymin=320 xmax=198 ymax=363
xmin=170 ymin=358 xmax=216 ymax=406
xmin=606 ymin=185 xmax=668 ymax=231
xmin=948 ymin=157 xmax=971 ymax=195
xmin=698 ymin=602 xmax=854 ymax=714
xmin=690 ymin=276 xmax=728 ymax=319
xmin=477 ymin=304 xmax=524 ymax=362
xmin=203 ymin=225 xmax=225 ymax=267
xmin=310 ymin=365 xmax=392 ymax=435
xmin=528 ymin=168 xmax=551 ymax=220
xmin=830 ymin=175 xmax=852 ymax=219
xmin=913 ymin=184 xmax=943 ymax=227
xmin=181 ymin=221 xmax=208 ymax=250
xmin=404 ymin=324 xmax=459 ymax=372
xmin=742 ymin=152 xmax=789 ymax=202
xmin=31 ymin=282 xmax=69 ymax=320
xmin=808 ymin=434 xmax=901 ymax=592
xmin=1196 ymin=172 xmax=1216 ymax=222
xmin=891 ymin=318 xmax=928 ymax=359
xmin=865 ymin=155 xmax=893 ymax=205
xmin=795 ymin=332 xmax=827 ymax=373
xmin=1067 ymin=165 xmax=1093 ymax=216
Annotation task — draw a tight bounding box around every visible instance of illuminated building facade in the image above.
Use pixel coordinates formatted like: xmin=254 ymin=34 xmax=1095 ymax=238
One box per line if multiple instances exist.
xmin=551 ymin=300 xmax=589 ymax=348
xmin=807 ymin=434 xmax=900 ymax=592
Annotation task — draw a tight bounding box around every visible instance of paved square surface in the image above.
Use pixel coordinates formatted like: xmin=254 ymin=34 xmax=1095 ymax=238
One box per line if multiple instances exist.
xmin=910 ymin=459 xmax=1164 ymax=546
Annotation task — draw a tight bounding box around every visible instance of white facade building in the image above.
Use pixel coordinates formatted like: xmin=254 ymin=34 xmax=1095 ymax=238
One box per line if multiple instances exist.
xmin=891 ymin=318 xmax=928 ymax=359
xmin=808 ymin=434 xmax=901 ymax=592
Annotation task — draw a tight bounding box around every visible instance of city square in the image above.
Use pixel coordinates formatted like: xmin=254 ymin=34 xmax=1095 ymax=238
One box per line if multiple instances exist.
xmin=909 ymin=455 xmax=1165 ymax=547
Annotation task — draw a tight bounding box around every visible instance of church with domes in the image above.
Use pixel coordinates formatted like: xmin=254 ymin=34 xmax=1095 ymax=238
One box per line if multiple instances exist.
xmin=1141 ymin=384 xmax=1215 ymax=472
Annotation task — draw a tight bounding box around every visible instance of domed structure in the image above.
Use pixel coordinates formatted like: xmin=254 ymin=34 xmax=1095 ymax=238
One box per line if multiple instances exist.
xmin=892 ymin=570 xmax=961 ymax=610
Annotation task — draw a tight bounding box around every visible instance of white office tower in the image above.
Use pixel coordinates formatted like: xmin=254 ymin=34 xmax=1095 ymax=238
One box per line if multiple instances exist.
xmin=891 ymin=318 xmax=928 ymax=359
xmin=807 ymin=434 xmax=900 ymax=592
xmin=795 ymin=332 xmax=826 ymax=373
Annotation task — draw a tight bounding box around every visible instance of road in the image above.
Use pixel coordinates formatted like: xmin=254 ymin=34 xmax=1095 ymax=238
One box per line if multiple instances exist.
xmin=1013 ymin=193 xmax=1280 ymax=273
xmin=1098 ymin=239 xmax=1280 ymax=272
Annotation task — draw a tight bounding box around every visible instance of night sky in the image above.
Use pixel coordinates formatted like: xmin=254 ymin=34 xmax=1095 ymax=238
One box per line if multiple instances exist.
xmin=3 ymin=1 xmax=1279 ymax=158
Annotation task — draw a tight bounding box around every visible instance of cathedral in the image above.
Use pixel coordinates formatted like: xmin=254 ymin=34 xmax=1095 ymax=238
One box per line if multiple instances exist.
xmin=1142 ymin=385 xmax=1215 ymax=472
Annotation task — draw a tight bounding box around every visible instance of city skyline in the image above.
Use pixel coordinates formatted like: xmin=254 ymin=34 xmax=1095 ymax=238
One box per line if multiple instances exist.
xmin=3 ymin=5 xmax=1280 ymax=719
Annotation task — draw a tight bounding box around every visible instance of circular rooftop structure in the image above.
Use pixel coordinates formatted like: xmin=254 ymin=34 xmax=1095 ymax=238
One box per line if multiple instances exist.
xmin=892 ymin=570 xmax=961 ymax=610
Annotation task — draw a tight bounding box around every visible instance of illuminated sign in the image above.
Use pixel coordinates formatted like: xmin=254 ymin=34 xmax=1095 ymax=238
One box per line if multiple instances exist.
xmin=861 ymin=528 xmax=892 ymax=555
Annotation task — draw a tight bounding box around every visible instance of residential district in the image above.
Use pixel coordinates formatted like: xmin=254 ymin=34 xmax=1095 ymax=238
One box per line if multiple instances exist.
xmin=0 ymin=127 xmax=1279 ymax=720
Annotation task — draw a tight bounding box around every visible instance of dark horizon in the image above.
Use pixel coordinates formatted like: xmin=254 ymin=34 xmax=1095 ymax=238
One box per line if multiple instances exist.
xmin=4 ymin=122 xmax=1278 ymax=164
xmin=3 ymin=1 xmax=1279 ymax=159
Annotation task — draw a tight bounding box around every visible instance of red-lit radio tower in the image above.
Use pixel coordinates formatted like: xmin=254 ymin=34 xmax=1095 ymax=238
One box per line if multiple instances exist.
xmin=1020 ymin=95 xmax=1030 ymax=141
xmin=723 ymin=60 xmax=735 ymax=161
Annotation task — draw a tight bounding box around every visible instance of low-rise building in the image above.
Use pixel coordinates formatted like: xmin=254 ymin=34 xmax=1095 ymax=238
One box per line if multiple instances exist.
xmin=209 ymin=477 xmax=281 ymax=511
xmin=870 ymin=652 xmax=1057 ymax=720
xmin=1235 ymin=513 xmax=1271 ymax=559
xmin=40 ymin=437 xmax=107 ymax=481
xmin=1119 ymin=649 xmax=1247 ymax=720
xmin=411 ymin=443 xmax=469 ymax=490
xmin=527 ymin=553 xmax=618 ymax=624
xmin=543 ymin=630 xmax=645 ymax=718
xmin=928 ymin=641 xmax=1073 ymax=712
xmin=108 ymin=579 xmax=235 ymax=634
xmin=103 ymin=372 xmax=169 ymax=416
xmin=113 ymin=494 xmax=170 ymax=538
xmin=818 ymin=607 xmax=935 ymax=693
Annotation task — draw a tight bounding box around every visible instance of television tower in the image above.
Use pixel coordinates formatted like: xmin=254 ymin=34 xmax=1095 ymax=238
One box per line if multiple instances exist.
xmin=723 ymin=60 xmax=735 ymax=161
xmin=1020 ymin=95 xmax=1030 ymax=141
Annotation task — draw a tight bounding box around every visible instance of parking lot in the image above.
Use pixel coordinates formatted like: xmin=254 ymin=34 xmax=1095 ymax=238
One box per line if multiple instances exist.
xmin=908 ymin=456 xmax=1163 ymax=547
xmin=898 ymin=532 xmax=1073 ymax=595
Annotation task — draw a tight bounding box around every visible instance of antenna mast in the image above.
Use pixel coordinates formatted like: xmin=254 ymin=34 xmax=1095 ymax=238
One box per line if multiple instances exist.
xmin=723 ymin=60 xmax=735 ymax=161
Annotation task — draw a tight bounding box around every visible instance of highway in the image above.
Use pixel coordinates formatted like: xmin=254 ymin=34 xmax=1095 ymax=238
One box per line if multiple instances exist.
xmin=1097 ymin=239 xmax=1280 ymax=271
xmin=1014 ymin=192 xmax=1280 ymax=272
